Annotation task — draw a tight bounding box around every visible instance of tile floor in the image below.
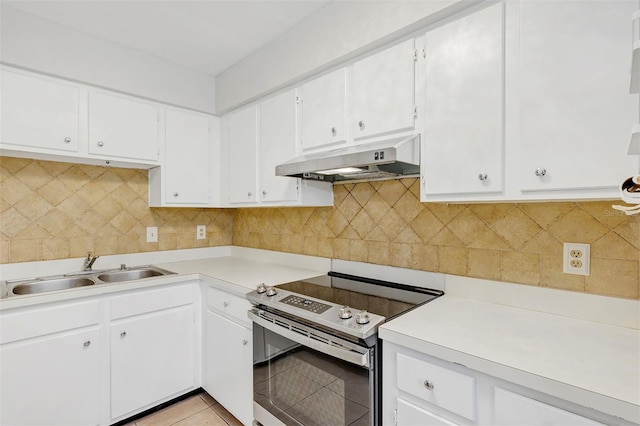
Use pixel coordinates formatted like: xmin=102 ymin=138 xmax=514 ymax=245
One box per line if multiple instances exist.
xmin=122 ymin=391 xmax=244 ymax=426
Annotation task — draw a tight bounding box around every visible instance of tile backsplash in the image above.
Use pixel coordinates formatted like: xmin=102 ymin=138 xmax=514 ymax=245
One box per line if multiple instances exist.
xmin=1 ymin=157 xmax=638 ymax=299
xmin=0 ymin=157 xmax=233 ymax=263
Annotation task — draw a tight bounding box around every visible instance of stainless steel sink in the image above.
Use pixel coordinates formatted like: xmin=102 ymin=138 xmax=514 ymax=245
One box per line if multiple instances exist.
xmin=96 ymin=268 xmax=167 ymax=283
xmin=10 ymin=277 xmax=96 ymax=295
xmin=3 ymin=265 xmax=175 ymax=298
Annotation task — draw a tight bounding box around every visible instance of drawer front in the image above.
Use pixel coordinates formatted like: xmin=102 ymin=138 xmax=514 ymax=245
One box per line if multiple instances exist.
xmin=0 ymin=300 xmax=99 ymax=344
xmin=111 ymin=283 xmax=194 ymax=320
xmin=494 ymin=388 xmax=604 ymax=426
xmin=206 ymin=286 xmax=251 ymax=325
xmin=397 ymin=398 xmax=460 ymax=426
xmin=397 ymin=353 xmax=476 ymax=421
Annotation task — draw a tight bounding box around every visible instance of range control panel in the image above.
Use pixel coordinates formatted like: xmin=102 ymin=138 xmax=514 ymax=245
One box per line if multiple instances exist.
xmin=280 ymin=295 xmax=331 ymax=314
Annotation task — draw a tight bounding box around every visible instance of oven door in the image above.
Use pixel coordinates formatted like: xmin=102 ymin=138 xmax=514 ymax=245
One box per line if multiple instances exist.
xmin=249 ymin=308 xmax=375 ymax=426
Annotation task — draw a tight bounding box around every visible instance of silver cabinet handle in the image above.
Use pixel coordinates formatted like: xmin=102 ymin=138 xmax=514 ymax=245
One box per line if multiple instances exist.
xmin=83 ymin=340 xmax=91 ymax=347
xmin=242 ymin=339 xmax=248 ymax=346
xmin=64 ymin=137 xmax=72 ymax=143
xmin=478 ymin=173 xmax=488 ymax=181
xmin=97 ymin=141 xmax=104 ymax=147
xmin=331 ymin=127 xmax=337 ymax=136
xmin=173 ymin=192 xmax=179 ymax=197
xmin=424 ymin=380 xmax=434 ymax=390
xmin=535 ymin=168 xmax=547 ymax=177
xmin=223 ymin=301 xmax=229 ymax=307
xmin=120 ymin=331 xmax=127 ymax=338
xmin=358 ymin=120 xmax=365 ymax=130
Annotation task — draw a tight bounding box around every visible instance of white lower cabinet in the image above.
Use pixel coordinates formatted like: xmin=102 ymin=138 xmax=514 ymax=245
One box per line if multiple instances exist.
xmin=0 ymin=300 xmax=101 ymax=426
xmin=203 ymin=285 xmax=253 ymax=426
xmin=109 ymin=284 xmax=197 ymax=421
xmin=384 ymin=342 xmax=627 ymax=426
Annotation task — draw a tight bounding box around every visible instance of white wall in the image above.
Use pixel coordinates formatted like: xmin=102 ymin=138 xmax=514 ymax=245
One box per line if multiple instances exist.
xmin=214 ymin=0 xmax=477 ymax=113
xmin=0 ymin=6 xmax=216 ymax=114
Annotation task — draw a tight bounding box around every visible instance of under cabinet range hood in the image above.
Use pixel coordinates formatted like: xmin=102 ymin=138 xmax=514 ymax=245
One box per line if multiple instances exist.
xmin=276 ymin=134 xmax=421 ymax=183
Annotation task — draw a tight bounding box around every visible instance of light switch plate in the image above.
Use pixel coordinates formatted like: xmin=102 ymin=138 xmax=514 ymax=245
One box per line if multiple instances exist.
xmin=146 ymin=227 xmax=158 ymax=243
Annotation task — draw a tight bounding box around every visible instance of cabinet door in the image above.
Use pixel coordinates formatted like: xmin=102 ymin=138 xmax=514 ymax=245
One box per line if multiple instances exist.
xmin=228 ymin=105 xmax=258 ymax=204
xmin=515 ymin=1 xmax=638 ymax=192
xmin=301 ymin=68 xmax=347 ymax=151
xmin=423 ymin=4 xmax=504 ymax=197
xmin=259 ymin=90 xmax=299 ymax=203
xmin=1 ymin=69 xmax=79 ymax=152
xmin=88 ymin=91 xmax=159 ymax=161
xmin=165 ymin=109 xmax=211 ymax=204
xmin=397 ymin=399 xmax=460 ymax=426
xmin=353 ymin=39 xmax=416 ymax=141
xmin=0 ymin=329 xmax=100 ymax=426
xmin=110 ymin=306 xmax=195 ymax=419
xmin=205 ymin=310 xmax=252 ymax=426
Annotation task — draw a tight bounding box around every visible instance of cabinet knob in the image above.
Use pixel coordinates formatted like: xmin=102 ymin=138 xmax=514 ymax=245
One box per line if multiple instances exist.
xmin=173 ymin=192 xmax=179 ymax=197
xmin=262 ymin=190 xmax=267 ymax=196
xmin=535 ymin=168 xmax=547 ymax=177
xmin=64 ymin=137 xmax=72 ymax=143
xmin=97 ymin=141 xmax=104 ymax=147
xmin=83 ymin=340 xmax=91 ymax=347
xmin=248 ymin=192 xmax=253 ymax=197
xmin=223 ymin=301 xmax=229 ymax=307
xmin=330 ymin=127 xmax=337 ymax=137
xmin=358 ymin=120 xmax=365 ymax=130
xmin=120 ymin=331 xmax=127 ymax=338
xmin=242 ymin=339 xmax=248 ymax=346
xmin=423 ymin=380 xmax=434 ymax=390
xmin=478 ymin=173 xmax=488 ymax=181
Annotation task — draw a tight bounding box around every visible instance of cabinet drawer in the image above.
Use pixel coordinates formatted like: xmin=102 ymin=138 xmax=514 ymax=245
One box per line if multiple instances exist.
xmin=0 ymin=300 xmax=99 ymax=344
xmin=110 ymin=284 xmax=194 ymax=320
xmin=397 ymin=398 xmax=459 ymax=426
xmin=494 ymin=388 xmax=604 ymax=426
xmin=397 ymin=353 xmax=475 ymax=421
xmin=206 ymin=286 xmax=251 ymax=325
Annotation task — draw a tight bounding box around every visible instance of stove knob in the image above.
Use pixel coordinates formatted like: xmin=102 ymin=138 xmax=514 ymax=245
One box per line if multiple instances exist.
xmin=256 ymin=283 xmax=267 ymax=294
xmin=339 ymin=306 xmax=353 ymax=319
xmin=265 ymin=286 xmax=277 ymax=297
xmin=356 ymin=310 xmax=370 ymax=325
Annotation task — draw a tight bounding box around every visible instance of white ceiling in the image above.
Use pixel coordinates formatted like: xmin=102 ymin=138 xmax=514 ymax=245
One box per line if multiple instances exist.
xmin=3 ymin=1 xmax=332 ymax=76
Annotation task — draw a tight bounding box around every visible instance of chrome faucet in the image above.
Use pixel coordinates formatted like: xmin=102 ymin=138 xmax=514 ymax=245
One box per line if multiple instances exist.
xmin=83 ymin=252 xmax=100 ymax=271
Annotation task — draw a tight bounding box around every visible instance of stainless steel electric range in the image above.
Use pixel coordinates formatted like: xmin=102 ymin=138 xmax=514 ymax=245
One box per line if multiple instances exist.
xmin=247 ymin=271 xmax=444 ymax=426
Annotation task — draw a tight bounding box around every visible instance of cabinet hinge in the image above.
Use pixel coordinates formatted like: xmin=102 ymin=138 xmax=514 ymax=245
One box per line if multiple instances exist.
xmin=296 ymin=95 xmax=302 ymax=104
xmin=413 ymin=105 xmax=418 ymax=119
xmin=393 ymin=408 xmax=398 ymax=426
xmin=422 ymin=47 xmax=426 ymax=58
xmin=413 ymin=49 xmax=418 ymax=61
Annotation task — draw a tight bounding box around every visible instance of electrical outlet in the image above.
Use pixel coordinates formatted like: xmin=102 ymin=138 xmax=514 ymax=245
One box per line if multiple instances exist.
xmin=197 ymin=225 xmax=206 ymax=240
xmin=146 ymin=226 xmax=158 ymax=243
xmin=563 ymin=243 xmax=590 ymax=275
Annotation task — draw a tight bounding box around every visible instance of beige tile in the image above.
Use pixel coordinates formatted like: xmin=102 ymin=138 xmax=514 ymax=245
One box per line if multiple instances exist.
xmin=519 ymin=202 xmax=574 ymax=228
xmin=393 ymin=190 xmax=425 ymax=223
xmin=10 ymin=239 xmax=41 ymax=263
xmin=211 ymin=403 xmax=244 ymax=426
xmin=393 ymin=227 xmax=422 ymax=244
xmin=350 ymin=210 xmax=375 ymax=239
xmin=468 ymin=229 xmax=510 ymax=251
xmin=409 ymin=209 xmax=444 ymax=244
xmin=1 ymin=176 xmax=33 ymax=205
xmin=14 ymin=162 xmax=51 ymax=190
xmin=447 ymin=209 xmax=488 ymax=246
xmin=492 ymin=207 xmax=542 ymax=250
xmin=468 ymin=248 xmax=501 ymax=280
xmin=0 ymin=240 xmax=10 ymax=263
xmin=349 ymin=240 xmax=368 ymax=262
xmin=363 ymin=193 xmax=392 ymax=223
xmin=173 ymin=408 xmax=227 ymax=426
xmin=469 ymin=203 xmax=513 ymax=226
xmin=367 ymin=241 xmax=389 ymax=265
xmin=350 ymin=182 xmax=375 ymax=207
xmin=578 ymin=201 xmax=630 ymax=229
xmin=377 ymin=180 xmax=407 ymax=207
xmin=36 ymin=179 xmax=73 ymax=207
xmin=136 ymin=395 xmax=210 ymax=426
xmin=390 ymin=243 xmax=412 ymax=268
xmin=336 ymin=194 xmax=361 ymax=221
xmin=14 ymin=194 xmax=53 ymax=221
xmin=502 ymin=251 xmax=540 ymax=286
xmin=614 ymin=217 xmax=640 ymax=250
xmin=586 ymin=258 xmax=639 ymax=299
xmin=425 ymin=203 xmax=465 ymax=226
xmin=547 ymin=207 xmax=609 ymax=244
xmin=42 ymin=238 xmax=70 ymax=260
xmin=438 ymin=246 xmax=466 ymax=275
xmin=0 ymin=208 xmax=31 ymax=238
xmin=521 ymin=230 xmax=563 ymax=254
xmin=412 ymin=244 xmax=438 ymax=271
xmin=430 ymin=228 xmax=465 ymax=247
xmin=379 ymin=209 xmax=407 ymax=241
xmin=540 ymin=254 xmax=585 ymax=292
xmin=591 ymin=231 xmax=639 ymax=260
xmin=332 ymin=238 xmax=350 ymax=260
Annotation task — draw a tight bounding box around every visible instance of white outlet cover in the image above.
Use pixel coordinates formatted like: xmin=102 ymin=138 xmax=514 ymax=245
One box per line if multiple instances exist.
xmin=146 ymin=226 xmax=158 ymax=243
xmin=563 ymin=243 xmax=590 ymax=276
xmin=196 ymin=225 xmax=206 ymax=240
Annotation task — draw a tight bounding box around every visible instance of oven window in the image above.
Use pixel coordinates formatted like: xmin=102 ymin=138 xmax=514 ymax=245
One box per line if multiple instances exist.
xmin=254 ymin=326 xmax=371 ymax=426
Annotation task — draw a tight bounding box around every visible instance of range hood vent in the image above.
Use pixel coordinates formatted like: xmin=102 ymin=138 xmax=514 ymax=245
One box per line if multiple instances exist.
xmin=276 ymin=134 xmax=420 ymax=183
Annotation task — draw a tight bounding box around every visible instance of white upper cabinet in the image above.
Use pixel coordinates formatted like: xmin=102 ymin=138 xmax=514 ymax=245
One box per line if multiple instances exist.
xmin=511 ymin=0 xmax=639 ymax=196
xmin=227 ymin=105 xmax=258 ymax=204
xmin=300 ymin=67 xmax=348 ymax=151
xmin=162 ymin=109 xmax=213 ymax=205
xmin=88 ymin=91 xmax=160 ymax=162
xmin=353 ymin=39 xmax=417 ymax=141
xmin=259 ymin=89 xmax=299 ymax=203
xmin=422 ymin=3 xmax=504 ymax=199
xmin=1 ymin=69 xmax=80 ymax=153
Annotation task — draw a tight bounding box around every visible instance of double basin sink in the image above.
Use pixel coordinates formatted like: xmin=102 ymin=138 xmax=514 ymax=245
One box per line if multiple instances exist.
xmin=3 ymin=265 xmax=175 ymax=298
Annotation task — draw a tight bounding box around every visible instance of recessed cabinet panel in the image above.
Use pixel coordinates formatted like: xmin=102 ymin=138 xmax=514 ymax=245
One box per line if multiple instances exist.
xmin=397 ymin=399 xmax=459 ymax=426
xmin=1 ymin=70 xmax=79 ymax=152
xmin=228 ymin=105 xmax=258 ymax=203
xmin=353 ymin=39 xmax=416 ymax=141
xmin=0 ymin=329 xmax=100 ymax=426
xmin=517 ymin=1 xmax=638 ymax=192
xmin=165 ymin=109 xmax=211 ymax=204
xmin=301 ymin=68 xmax=348 ymax=151
xmin=260 ymin=90 xmax=299 ymax=203
xmin=89 ymin=91 xmax=159 ymax=162
xmin=423 ymin=4 xmax=504 ymax=197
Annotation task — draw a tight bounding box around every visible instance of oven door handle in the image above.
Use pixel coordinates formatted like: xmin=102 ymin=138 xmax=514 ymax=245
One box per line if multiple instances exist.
xmin=248 ymin=309 xmax=371 ymax=368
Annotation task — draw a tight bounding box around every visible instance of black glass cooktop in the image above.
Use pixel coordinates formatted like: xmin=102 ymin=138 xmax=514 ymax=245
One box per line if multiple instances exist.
xmin=276 ymin=271 xmax=443 ymax=320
